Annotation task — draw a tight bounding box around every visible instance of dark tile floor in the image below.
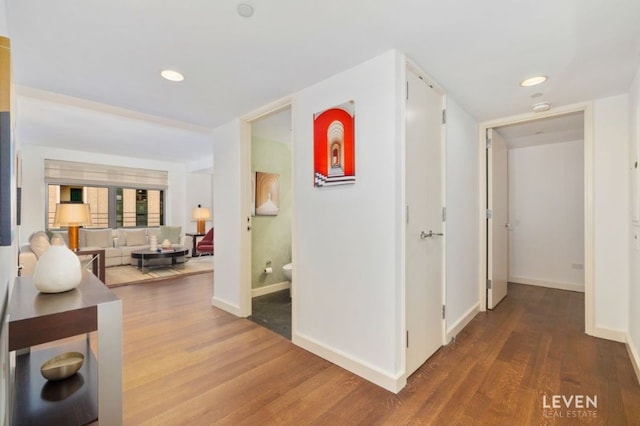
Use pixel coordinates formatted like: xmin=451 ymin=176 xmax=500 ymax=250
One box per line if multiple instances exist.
xmin=248 ymin=289 xmax=292 ymax=340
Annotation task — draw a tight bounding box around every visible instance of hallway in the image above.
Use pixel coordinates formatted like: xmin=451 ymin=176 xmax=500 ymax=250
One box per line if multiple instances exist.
xmin=111 ymin=276 xmax=640 ymax=424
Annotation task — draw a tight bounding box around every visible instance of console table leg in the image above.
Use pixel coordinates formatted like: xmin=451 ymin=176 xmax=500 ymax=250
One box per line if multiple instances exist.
xmin=98 ymin=299 xmax=123 ymax=425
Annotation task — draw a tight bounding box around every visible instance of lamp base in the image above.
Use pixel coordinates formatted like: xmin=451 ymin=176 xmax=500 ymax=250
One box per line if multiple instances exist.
xmin=68 ymin=225 xmax=80 ymax=251
xmin=197 ymin=220 xmax=205 ymax=234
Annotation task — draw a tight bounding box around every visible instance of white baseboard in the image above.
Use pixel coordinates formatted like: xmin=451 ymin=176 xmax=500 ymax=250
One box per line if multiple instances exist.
xmin=509 ymin=276 xmax=584 ymax=293
xmin=293 ymin=332 xmax=406 ymax=394
xmin=211 ymin=296 xmax=241 ymax=317
xmin=588 ymin=325 xmax=627 ymax=343
xmin=626 ymin=333 xmax=640 ymax=385
xmin=252 ymin=281 xmax=290 ymax=298
xmin=446 ymin=303 xmax=480 ymax=343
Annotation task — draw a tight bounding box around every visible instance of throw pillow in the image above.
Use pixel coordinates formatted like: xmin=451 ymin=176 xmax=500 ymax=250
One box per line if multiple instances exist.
xmin=158 ymin=226 xmax=181 ymax=244
xmin=83 ymin=229 xmax=112 ymax=248
xmin=50 ymin=233 xmax=66 ymax=246
xmin=29 ymin=231 xmax=50 ymax=258
xmin=125 ymin=229 xmax=147 ymax=246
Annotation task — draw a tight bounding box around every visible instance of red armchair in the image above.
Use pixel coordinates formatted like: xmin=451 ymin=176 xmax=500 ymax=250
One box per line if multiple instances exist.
xmin=196 ymin=227 xmax=214 ymax=255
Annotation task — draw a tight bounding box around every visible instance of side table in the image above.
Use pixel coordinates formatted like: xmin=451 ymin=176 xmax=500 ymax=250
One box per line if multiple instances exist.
xmin=186 ymin=232 xmax=205 ymax=257
xmin=75 ymin=248 xmax=106 ymax=282
xmin=8 ymin=271 xmax=122 ymax=425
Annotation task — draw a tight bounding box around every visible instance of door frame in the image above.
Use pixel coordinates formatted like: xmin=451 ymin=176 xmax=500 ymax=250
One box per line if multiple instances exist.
xmin=239 ymin=96 xmax=293 ymax=318
xmin=477 ymin=102 xmax=595 ymax=335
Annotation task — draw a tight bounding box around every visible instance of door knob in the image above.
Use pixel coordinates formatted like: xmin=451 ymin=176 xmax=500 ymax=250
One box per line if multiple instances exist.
xmin=420 ymin=230 xmax=443 ymax=239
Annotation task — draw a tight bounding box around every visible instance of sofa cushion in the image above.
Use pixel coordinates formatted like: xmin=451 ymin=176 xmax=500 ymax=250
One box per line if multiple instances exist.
xmin=83 ymin=229 xmax=113 ymax=248
xmin=159 ymin=226 xmax=181 ymax=244
xmin=29 ymin=231 xmax=50 ymax=258
xmin=124 ymin=229 xmax=147 ymax=246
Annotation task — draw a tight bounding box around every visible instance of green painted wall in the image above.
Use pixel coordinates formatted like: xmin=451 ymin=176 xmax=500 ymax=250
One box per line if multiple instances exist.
xmin=251 ymin=136 xmax=291 ymax=289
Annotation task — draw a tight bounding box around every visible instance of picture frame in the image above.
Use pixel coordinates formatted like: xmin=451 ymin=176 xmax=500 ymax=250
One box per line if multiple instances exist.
xmin=313 ymin=100 xmax=355 ymax=187
xmin=255 ymin=171 xmax=280 ymax=216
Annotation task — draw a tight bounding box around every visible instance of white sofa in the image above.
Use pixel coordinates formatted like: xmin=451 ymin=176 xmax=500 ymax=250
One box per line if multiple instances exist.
xmin=19 ymin=226 xmax=186 ymax=276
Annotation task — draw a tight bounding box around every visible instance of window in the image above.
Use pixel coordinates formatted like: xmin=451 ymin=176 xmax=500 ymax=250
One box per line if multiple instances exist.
xmin=44 ymin=159 xmax=168 ymax=230
xmin=47 ymin=185 xmax=164 ymax=229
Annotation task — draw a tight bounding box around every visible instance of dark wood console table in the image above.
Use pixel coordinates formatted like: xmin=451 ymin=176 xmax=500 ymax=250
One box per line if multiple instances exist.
xmin=8 ymin=271 xmax=122 ymax=425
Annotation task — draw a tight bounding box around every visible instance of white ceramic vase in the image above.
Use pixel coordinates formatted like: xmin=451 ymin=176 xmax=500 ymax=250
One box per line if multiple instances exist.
xmin=33 ymin=245 xmax=82 ymax=293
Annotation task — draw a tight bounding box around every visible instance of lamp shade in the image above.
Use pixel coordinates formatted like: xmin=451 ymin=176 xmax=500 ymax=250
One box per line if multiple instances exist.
xmin=53 ymin=203 xmax=92 ymax=226
xmin=192 ymin=205 xmax=211 ymax=221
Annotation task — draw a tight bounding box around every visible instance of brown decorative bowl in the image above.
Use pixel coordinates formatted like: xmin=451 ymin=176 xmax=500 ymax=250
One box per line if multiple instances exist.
xmin=40 ymin=352 xmax=84 ymax=381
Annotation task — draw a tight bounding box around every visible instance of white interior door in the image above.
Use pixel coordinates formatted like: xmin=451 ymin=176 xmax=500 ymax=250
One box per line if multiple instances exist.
xmin=487 ymin=128 xmax=508 ymax=309
xmin=405 ymin=69 xmax=444 ymax=377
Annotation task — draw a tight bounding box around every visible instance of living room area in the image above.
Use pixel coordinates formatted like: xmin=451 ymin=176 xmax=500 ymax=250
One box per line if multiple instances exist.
xmin=13 ymin=85 xmax=217 ymax=286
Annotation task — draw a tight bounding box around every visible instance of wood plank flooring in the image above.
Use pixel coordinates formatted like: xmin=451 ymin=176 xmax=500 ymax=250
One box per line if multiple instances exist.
xmin=111 ymin=276 xmax=640 ymax=425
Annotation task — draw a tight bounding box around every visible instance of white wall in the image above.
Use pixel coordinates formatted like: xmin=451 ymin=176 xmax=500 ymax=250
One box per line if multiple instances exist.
xmin=593 ymin=94 xmax=629 ymax=334
xmin=628 ymin=66 xmax=640 ymax=378
xmin=211 ymin=119 xmax=244 ymax=315
xmin=19 ymin=146 xmax=188 ymax=243
xmin=291 ymin=50 xmax=404 ymax=391
xmin=185 ymin=171 xmax=213 ymax=234
xmin=444 ymin=99 xmax=480 ymax=337
xmin=508 ymin=140 xmax=584 ymax=290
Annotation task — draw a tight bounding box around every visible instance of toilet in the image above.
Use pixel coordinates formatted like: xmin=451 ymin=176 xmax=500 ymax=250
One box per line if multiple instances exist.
xmin=282 ymin=263 xmax=292 ymax=281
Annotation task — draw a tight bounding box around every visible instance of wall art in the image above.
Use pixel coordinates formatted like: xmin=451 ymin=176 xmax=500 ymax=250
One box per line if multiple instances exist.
xmin=313 ymin=100 xmax=355 ymax=187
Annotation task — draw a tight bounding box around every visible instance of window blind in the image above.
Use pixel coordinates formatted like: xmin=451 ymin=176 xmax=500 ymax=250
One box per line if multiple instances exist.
xmin=44 ymin=159 xmax=168 ymax=189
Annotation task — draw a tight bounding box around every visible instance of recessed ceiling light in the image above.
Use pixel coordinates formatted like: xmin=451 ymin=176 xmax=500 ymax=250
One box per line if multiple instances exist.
xmin=237 ymin=3 xmax=254 ymax=18
xmin=161 ymin=69 xmax=184 ymax=82
xmin=520 ymin=75 xmax=547 ymax=87
xmin=531 ymin=92 xmax=544 ymax=99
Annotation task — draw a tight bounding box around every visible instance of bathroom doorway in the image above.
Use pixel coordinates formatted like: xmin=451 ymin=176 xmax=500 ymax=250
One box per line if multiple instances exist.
xmin=247 ymin=107 xmax=293 ymax=339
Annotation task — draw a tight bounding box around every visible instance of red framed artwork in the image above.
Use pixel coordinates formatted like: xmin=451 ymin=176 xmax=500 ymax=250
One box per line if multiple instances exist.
xmin=313 ymin=101 xmax=355 ymax=187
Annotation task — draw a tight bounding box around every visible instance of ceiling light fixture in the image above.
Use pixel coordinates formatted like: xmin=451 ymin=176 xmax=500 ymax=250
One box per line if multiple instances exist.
xmin=532 ymin=101 xmax=551 ymax=113
xmin=520 ymin=75 xmax=547 ymax=87
xmin=237 ymin=3 xmax=254 ymax=18
xmin=161 ymin=69 xmax=184 ymax=82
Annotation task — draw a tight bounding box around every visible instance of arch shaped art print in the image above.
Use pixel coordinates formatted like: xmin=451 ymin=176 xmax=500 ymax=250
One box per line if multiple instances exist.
xmin=313 ymin=101 xmax=355 ymax=187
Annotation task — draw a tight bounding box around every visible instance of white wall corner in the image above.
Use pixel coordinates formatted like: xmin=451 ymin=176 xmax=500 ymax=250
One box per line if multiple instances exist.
xmin=446 ymin=302 xmax=480 ymax=343
xmin=211 ymin=296 xmax=242 ymax=317
xmin=589 ymin=325 xmax=627 ymax=343
xmin=508 ymin=276 xmax=584 ymax=293
xmin=293 ymin=332 xmax=406 ymax=394
xmin=627 ymin=333 xmax=640 ymax=385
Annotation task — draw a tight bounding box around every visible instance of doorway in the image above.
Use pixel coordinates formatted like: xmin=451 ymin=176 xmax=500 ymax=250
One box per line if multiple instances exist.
xmin=247 ymin=107 xmax=293 ymax=339
xmin=480 ymin=105 xmax=594 ymax=333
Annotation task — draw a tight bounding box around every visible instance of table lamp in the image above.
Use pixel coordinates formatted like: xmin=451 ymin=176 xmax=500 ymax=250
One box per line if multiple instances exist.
xmin=53 ymin=203 xmax=92 ymax=251
xmin=192 ymin=204 xmax=211 ymax=234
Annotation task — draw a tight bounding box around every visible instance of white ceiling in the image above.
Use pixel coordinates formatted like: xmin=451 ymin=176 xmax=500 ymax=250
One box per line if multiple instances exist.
xmin=5 ymin=0 xmax=640 ymax=163
xmin=496 ymin=112 xmax=585 ymax=149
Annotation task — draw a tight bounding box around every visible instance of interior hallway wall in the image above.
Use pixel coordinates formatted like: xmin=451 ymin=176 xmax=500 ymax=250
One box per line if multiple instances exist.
xmin=444 ymin=99 xmax=481 ymax=337
xmin=508 ymin=139 xmax=584 ymax=290
xmin=292 ymin=50 xmax=404 ymax=391
xmin=593 ymin=94 xmax=629 ymax=335
xmin=628 ymin=65 xmax=640 ymax=378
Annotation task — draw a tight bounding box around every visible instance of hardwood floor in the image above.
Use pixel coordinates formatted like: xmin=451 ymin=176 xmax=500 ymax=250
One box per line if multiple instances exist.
xmin=111 ymin=276 xmax=640 ymax=425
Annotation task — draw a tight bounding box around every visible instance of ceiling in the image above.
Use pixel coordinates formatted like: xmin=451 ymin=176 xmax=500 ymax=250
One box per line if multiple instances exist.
xmin=496 ymin=111 xmax=585 ymax=149
xmin=5 ymin=0 xmax=640 ymax=163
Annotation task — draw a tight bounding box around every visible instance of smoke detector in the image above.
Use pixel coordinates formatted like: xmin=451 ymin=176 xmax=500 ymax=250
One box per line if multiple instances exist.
xmin=237 ymin=3 xmax=254 ymax=17
xmin=532 ymin=102 xmax=551 ymax=113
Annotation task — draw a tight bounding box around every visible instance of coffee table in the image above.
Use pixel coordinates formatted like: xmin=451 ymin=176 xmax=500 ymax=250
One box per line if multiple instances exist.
xmin=130 ymin=247 xmax=189 ymax=273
